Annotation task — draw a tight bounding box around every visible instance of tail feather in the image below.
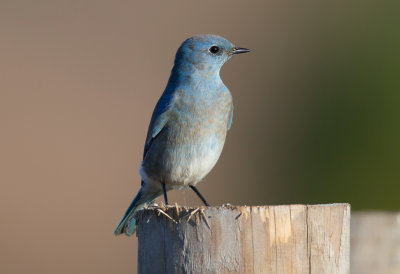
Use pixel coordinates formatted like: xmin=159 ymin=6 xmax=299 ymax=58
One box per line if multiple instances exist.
xmin=114 ymin=185 xmax=161 ymax=236
xmin=114 ymin=188 xmax=144 ymax=236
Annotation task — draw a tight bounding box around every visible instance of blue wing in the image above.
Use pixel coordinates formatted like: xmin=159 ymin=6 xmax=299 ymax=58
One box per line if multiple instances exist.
xmin=143 ymin=92 xmax=173 ymax=159
xmin=227 ymin=105 xmax=234 ymax=130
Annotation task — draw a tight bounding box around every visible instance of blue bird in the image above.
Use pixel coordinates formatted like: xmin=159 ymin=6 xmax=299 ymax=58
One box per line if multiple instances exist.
xmin=114 ymin=34 xmax=249 ymax=236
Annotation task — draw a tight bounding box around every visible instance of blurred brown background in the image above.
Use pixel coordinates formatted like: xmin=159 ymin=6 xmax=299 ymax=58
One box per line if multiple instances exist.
xmin=1 ymin=1 xmax=399 ymax=273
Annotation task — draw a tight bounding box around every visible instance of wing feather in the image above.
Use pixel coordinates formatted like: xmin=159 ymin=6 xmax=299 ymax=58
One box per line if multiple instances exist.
xmin=143 ymin=92 xmax=173 ymax=159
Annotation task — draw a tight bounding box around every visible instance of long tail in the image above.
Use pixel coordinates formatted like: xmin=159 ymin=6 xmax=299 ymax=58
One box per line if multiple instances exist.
xmin=114 ymin=185 xmax=159 ymax=236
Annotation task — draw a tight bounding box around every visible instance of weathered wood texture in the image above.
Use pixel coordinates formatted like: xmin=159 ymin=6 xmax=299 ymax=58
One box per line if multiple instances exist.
xmin=351 ymin=212 xmax=400 ymax=274
xmin=136 ymin=204 xmax=350 ymax=274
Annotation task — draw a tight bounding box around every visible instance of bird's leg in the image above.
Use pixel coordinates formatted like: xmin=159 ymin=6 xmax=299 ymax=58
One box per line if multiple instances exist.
xmin=161 ymin=182 xmax=168 ymax=205
xmin=189 ymin=185 xmax=210 ymax=206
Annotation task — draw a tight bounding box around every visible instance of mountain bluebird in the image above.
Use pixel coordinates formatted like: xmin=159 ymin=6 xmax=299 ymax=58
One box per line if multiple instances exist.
xmin=114 ymin=34 xmax=249 ymax=236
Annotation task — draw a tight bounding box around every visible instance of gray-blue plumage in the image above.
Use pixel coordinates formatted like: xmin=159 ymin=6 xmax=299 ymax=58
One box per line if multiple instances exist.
xmin=114 ymin=34 xmax=249 ymax=236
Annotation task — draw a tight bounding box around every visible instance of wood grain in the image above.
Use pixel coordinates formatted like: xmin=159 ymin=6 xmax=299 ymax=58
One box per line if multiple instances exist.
xmin=136 ymin=204 xmax=350 ymax=274
xmin=351 ymin=212 xmax=400 ymax=274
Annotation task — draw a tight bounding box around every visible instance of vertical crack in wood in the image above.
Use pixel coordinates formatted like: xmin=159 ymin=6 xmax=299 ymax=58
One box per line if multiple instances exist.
xmin=289 ymin=205 xmax=293 ymax=273
xmin=163 ymin=214 xmax=167 ymax=273
xmin=306 ymin=206 xmax=311 ymax=274
xmin=273 ymin=207 xmax=278 ymax=274
xmin=198 ymin=216 xmax=203 ymax=274
xmin=338 ymin=208 xmax=344 ymax=269
xmin=243 ymin=210 xmax=247 ymax=273
xmin=250 ymin=207 xmax=255 ymax=274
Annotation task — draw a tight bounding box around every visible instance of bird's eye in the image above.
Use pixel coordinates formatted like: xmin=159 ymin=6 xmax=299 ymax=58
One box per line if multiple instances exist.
xmin=209 ymin=46 xmax=220 ymax=54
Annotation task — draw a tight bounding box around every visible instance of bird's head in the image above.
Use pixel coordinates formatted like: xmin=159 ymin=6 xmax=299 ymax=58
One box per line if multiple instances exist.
xmin=174 ymin=34 xmax=250 ymax=74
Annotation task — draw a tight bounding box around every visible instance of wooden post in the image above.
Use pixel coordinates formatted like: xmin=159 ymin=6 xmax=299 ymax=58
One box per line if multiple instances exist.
xmin=136 ymin=204 xmax=350 ymax=274
xmin=351 ymin=212 xmax=400 ymax=274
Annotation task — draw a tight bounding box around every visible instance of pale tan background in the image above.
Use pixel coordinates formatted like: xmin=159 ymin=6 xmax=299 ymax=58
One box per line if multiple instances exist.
xmin=1 ymin=1 xmax=399 ymax=273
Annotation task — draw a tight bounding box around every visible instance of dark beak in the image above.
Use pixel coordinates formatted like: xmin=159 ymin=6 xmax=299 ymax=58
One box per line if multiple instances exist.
xmin=231 ymin=47 xmax=251 ymax=54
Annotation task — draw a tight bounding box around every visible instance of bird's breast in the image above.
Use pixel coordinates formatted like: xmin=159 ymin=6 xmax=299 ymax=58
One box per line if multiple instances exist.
xmin=141 ymin=87 xmax=232 ymax=186
xmin=169 ymin=87 xmax=231 ymax=145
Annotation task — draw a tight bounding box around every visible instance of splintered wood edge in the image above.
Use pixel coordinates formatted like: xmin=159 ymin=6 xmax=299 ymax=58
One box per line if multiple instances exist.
xmin=135 ymin=203 xmax=351 ymax=226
